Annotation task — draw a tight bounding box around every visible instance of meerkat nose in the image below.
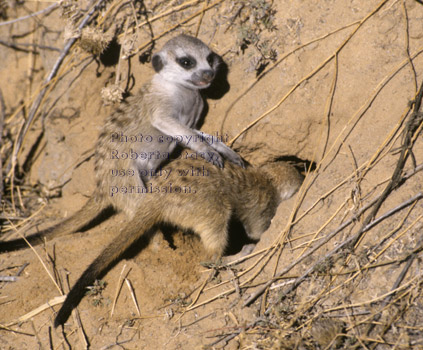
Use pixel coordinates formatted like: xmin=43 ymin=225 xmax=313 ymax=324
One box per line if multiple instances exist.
xmin=201 ymin=70 xmax=215 ymax=82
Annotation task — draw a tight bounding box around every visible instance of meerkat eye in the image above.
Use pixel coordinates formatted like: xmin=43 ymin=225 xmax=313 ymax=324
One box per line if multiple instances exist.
xmin=176 ymin=56 xmax=196 ymax=69
xmin=206 ymin=53 xmax=216 ymax=67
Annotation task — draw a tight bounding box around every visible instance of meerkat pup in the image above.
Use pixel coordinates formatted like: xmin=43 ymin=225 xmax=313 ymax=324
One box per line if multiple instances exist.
xmin=0 ymin=34 xmax=243 ymax=253
xmin=54 ymin=157 xmax=303 ymax=326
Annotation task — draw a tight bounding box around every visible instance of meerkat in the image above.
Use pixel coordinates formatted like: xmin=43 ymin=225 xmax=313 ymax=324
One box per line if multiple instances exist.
xmin=0 ymin=34 xmax=243 ymax=253
xmin=54 ymin=157 xmax=303 ymax=326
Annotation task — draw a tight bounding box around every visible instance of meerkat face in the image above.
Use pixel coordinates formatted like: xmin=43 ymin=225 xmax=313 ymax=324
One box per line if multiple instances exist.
xmin=152 ymin=34 xmax=220 ymax=90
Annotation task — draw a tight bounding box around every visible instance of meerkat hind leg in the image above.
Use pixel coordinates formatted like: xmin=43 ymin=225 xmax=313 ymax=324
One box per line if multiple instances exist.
xmin=189 ymin=213 xmax=231 ymax=258
xmin=243 ymin=217 xmax=273 ymax=241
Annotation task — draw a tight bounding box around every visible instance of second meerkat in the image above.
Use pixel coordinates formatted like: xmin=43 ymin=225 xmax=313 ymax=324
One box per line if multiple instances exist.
xmin=54 ymin=157 xmax=303 ymax=326
xmin=0 ymin=34 xmax=243 ymax=252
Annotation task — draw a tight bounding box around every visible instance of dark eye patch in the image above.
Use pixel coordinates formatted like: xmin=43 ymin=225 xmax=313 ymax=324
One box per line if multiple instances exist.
xmin=206 ymin=53 xmax=217 ymax=67
xmin=176 ymin=56 xmax=196 ymax=69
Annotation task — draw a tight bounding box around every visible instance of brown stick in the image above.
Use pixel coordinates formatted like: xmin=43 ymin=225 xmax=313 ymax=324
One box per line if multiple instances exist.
xmin=7 ymin=0 xmax=106 ymax=175
xmin=244 ymin=76 xmax=423 ymax=307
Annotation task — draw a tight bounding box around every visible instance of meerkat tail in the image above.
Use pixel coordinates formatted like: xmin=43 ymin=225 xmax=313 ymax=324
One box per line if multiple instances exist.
xmin=54 ymin=209 xmax=159 ymax=327
xmin=0 ymin=197 xmax=108 ymax=253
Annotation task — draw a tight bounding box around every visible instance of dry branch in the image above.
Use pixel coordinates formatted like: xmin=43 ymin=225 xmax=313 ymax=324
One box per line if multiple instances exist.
xmin=277 ymin=192 xmax=422 ymax=303
xmin=359 ymin=242 xmax=419 ymax=348
xmin=2 ymin=1 xmax=423 ymax=348
xmin=134 ymin=0 xmax=224 ymax=54
xmin=229 ymin=0 xmax=390 ymax=146
xmin=244 ymin=76 xmax=423 ymax=308
xmin=7 ymin=296 xmax=66 ymax=326
xmin=8 ymin=0 xmax=106 ymax=177
xmin=0 ymin=3 xmax=58 ymax=27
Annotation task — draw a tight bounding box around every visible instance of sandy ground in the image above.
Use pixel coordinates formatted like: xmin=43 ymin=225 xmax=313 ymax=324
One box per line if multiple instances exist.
xmin=1 ymin=1 xmax=423 ymax=349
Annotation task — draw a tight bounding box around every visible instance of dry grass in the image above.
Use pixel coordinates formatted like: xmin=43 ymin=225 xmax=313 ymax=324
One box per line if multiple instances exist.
xmin=1 ymin=0 xmax=423 ymax=349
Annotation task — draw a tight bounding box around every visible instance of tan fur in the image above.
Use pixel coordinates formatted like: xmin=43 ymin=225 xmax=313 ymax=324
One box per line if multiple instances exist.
xmin=54 ymin=157 xmax=303 ymax=326
xmin=0 ymin=34 xmax=244 ymax=253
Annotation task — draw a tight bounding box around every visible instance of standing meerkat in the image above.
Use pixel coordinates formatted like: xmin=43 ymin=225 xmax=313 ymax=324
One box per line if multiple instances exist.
xmin=0 ymin=34 xmax=243 ymax=253
xmin=54 ymin=157 xmax=303 ymax=326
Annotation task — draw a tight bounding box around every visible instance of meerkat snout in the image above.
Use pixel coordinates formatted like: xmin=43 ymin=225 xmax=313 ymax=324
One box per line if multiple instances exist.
xmin=190 ymin=69 xmax=215 ymax=87
xmin=200 ymin=69 xmax=215 ymax=82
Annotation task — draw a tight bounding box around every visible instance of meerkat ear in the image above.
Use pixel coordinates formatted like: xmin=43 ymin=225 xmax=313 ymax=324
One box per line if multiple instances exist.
xmin=152 ymin=53 xmax=165 ymax=72
xmin=207 ymin=52 xmax=220 ymax=70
